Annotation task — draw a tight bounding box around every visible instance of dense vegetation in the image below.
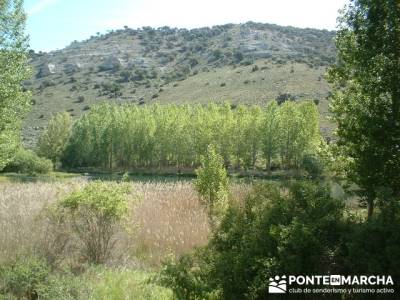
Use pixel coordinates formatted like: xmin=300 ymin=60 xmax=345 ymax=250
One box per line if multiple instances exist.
xmin=0 ymin=0 xmax=31 ymax=170
xmin=3 ymin=147 xmax=53 ymax=174
xmin=160 ymin=181 xmax=400 ymax=300
xmin=60 ymin=101 xmax=321 ymax=172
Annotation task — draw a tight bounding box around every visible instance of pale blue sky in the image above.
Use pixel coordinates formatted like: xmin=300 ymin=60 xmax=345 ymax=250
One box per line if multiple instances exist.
xmin=24 ymin=0 xmax=348 ymax=52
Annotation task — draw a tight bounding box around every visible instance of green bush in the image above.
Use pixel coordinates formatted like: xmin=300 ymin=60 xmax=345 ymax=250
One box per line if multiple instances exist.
xmin=4 ymin=148 xmax=53 ymax=174
xmin=58 ymin=181 xmax=132 ymax=264
xmin=160 ymin=248 xmax=220 ymax=300
xmin=344 ymin=199 xmax=400 ymax=276
xmin=100 ymin=82 xmax=122 ymax=97
xmin=301 ymin=153 xmax=324 ymax=178
xmin=88 ymin=268 xmax=173 ymax=300
xmin=161 ymin=181 xmax=346 ymax=299
xmin=1 ymin=262 xmax=173 ymax=300
xmin=0 ymin=256 xmax=50 ymax=300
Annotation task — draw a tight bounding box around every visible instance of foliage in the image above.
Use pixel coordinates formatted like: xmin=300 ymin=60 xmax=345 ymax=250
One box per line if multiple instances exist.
xmin=328 ymin=0 xmax=400 ymax=217
xmin=58 ymin=181 xmax=131 ymax=264
xmin=344 ymin=199 xmax=400 ymax=276
xmin=277 ymin=101 xmax=320 ymax=169
xmin=275 ymin=92 xmax=296 ymax=105
xmin=4 ymin=147 xmax=53 ymax=174
xmin=301 ymin=153 xmax=324 ymax=179
xmin=159 ymin=249 xmax=221 ymax=300
xmin=161 ymin=181 xmax=346 ymax=299
xmin=0 ymin=261 xmax=173 ymax=300
xmin=261 ymin=101 xmax=279 ymax=174
xmin=100 ymin=82 xmax=123 ymax=97
xmin=0 ymin=0 xmax=31 ymax=170
xmin=62 ymin=102 xmax=321 ymax=172
xmin=37 ymin=112 xmax=72 ymax=164
xmin=0 ymin=256 xmax=50 ymax=300
xmin=86 ymin=268 xmax=173 ymax=300
xmin=194 ymin=145 xmax=229 ymax=228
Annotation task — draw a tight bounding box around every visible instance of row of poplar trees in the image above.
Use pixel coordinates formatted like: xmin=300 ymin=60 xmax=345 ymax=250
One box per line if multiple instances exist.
xmin=56 ymin=101 xmax=321 ymax=171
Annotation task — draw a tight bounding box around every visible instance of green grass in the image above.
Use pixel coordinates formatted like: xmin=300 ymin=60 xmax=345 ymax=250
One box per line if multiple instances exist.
xmin=0 ymin=171 xmax=79 ymax=183
xmin=80 ymin=268 xmax=173 ymax=300
xmin=0 ymin=267 xmax=173 ymax=300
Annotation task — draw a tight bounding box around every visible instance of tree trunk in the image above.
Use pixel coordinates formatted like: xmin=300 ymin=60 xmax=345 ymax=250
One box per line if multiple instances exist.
xmin=367 ymin=199 xmax=374 ymax=219
xmin=267 ymin=155 xmax=272 ymax=176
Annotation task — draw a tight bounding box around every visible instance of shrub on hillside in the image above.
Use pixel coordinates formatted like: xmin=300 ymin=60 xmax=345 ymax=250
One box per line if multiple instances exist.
xmin=276 ymin=93 xmax=296 ymax=105
xmin=4 ymin=148 xmax=53 ymax=174
xmin=100 ymin=82 xmax=122 ymax=98
xmin=251 ymin=65 xmax=259 ymax=72
xmin=119 ymin=70 xmax=133 ymax=82
xmin=233 ymin=51 xmax=244 ymax=62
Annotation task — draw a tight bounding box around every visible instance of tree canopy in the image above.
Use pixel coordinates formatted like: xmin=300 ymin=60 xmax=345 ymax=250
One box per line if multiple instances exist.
xmin=60 ymin=102 xmax=321 ymax=172
xmin=0 ymin=0 xmax=30 ymax=170
xmin=328 ymin=0 xmax=400 ymax=217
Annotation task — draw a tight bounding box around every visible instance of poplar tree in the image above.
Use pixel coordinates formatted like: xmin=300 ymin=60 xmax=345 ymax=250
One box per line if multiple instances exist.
xmin=0 ymin=0 xmax=30 ymax=170
xmin=37 ymin=112 xmax=72 ymax=164
xmin=194 ymin=145 xmax=229 ymax=229
xmin=328 ymin=0 xmax=400 ymax=217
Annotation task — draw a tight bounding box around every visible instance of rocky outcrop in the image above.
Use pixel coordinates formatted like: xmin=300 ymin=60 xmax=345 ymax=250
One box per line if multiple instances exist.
xmin=36 ymin=63 xmax=56 ymax=78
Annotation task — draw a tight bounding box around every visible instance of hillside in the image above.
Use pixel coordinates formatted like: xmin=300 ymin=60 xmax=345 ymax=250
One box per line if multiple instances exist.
xmin=23 ymin=22 xmax=336 ymax=146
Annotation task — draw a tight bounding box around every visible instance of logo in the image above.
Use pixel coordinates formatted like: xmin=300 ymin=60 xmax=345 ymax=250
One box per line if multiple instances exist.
xmin=268 ymin=275 xmax=287 ymax=293
xmin=267 ymin=274 xmax=394 ymax=295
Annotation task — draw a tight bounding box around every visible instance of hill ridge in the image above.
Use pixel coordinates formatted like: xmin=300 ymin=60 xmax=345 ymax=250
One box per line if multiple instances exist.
xmin=23 ymin=21 xmax=335 ymax=146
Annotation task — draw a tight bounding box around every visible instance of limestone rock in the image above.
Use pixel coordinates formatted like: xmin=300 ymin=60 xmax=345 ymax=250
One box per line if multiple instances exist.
xmin=36 ymin=63 xmax=56 ymax=78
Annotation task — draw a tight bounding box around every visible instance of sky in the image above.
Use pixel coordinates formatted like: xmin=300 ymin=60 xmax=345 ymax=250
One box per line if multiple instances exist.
xmin=24 ymin=0 xmax=348 ymax=52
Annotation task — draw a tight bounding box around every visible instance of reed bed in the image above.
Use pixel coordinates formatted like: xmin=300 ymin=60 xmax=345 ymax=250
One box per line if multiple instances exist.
xmin=0 ymin=180 xmax=250 ymax=266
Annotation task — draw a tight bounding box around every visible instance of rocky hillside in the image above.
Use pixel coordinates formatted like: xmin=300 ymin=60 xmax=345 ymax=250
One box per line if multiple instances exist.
xmin=23 ymin=22 xmax=336 ymax=145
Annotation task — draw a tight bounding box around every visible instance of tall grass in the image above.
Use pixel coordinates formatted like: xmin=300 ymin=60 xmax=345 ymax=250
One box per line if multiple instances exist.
xmin=0 ymin=180 xmax=251 ymax=269
xmin=133 ymin=182 xmax=210 ymax=265
xmin=0 ymin=181 xmax=78 ymax=264
xmin=0 ymin=179 xmax=251 ymax=299
xmin=0 ymin=180 xmax=220 ymax=266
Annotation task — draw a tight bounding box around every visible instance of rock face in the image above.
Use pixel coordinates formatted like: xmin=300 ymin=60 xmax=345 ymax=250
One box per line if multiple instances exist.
xmin=36 ymin=63 xmax=56 ymax=78
xmin=63 ymin=62 xmax=81 ymax=74
xmin=99 ymin=56 xmax=122 ymax=71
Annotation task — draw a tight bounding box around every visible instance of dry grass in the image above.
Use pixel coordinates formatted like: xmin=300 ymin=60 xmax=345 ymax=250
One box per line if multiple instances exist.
xmin=133 ymin=182 xmax=209 ymax=265
xmin=0 ymin=180 xmax=81 ymax=264
xmin=0 ymin=180 xmax=249 ymax=267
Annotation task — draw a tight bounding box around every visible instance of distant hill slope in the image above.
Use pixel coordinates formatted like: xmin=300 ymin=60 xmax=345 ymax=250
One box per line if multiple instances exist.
xmin=23 ymin=22 xmax=336 ymax=146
